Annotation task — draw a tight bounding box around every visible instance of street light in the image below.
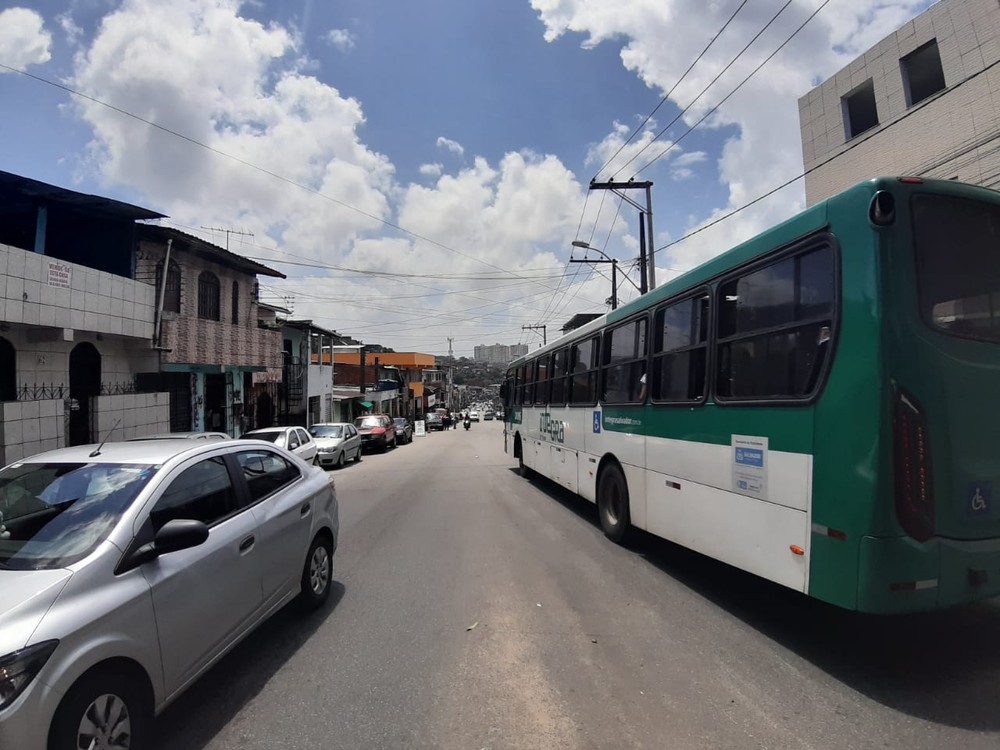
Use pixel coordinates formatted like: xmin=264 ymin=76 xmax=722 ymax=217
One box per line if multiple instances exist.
xmin=570 ymin=240 xmax=618 ymax=310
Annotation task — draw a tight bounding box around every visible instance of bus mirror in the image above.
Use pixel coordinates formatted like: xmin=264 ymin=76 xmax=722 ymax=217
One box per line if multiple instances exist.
xmin=869 ymin=190 xmax=895 ymax=227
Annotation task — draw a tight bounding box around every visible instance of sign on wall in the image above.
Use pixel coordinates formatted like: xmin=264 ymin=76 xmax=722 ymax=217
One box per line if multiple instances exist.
xmin=47 ymin=261 xmax=72 ymax=288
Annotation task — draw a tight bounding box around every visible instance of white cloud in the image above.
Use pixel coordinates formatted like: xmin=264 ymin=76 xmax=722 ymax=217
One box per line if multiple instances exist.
xmin=0 ymin=8 xmax=52 ymax=70
xmin=436 ymin=136 xmax=465 ymax=158
xmin=325 ymin=28 xmax=356 ymax=52
xmin=419 ymin=162 xmax=443 ymax=177
xmin=532 ymin=0 xmax=932 ymax=273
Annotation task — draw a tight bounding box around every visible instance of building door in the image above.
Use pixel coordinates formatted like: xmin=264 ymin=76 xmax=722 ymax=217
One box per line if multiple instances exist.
xmin=69 ymin=342 xmax=101 ymax=446
xmin=204 ymin=373 xmax=227 ymax=432
xmin=0 ymin=337 xmax=15 ymax=401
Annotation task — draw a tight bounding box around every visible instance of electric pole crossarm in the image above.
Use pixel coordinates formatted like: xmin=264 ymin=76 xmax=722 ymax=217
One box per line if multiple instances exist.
xmin=521 ymin=324 xmax=547 ymax=346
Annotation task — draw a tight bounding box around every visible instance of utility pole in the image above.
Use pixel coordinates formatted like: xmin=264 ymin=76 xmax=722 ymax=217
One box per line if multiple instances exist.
xmin=200 ymin=226 xmax=254 ymax=251
xmin=587 ymin=180 xmax=655 ymax=292
xmin=522 ymin=324 xmax=547 ymax=347
xmin=447 ymin=337 xmax=454 ymax=357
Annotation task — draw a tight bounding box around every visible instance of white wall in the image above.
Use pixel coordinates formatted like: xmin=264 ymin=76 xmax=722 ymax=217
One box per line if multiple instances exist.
xmin=95 ymin=393 xmax=171 ymax=441
xmin=0 ymin=243 xmax=157 ymax=339
xmin=0 ymin=399 xmax=65 ymax=465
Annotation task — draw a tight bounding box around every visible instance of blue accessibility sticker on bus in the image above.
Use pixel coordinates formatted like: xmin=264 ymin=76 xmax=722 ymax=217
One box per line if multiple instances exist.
xmin=593 ymin=411 xmax=601 ymax=433
xmin=735 ymin=447 xmax=764 ymax=467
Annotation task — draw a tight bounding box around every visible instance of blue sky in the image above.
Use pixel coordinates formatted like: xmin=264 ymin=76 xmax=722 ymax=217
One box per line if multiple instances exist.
xmin=0 ymin=0 xmax=934 ymax=354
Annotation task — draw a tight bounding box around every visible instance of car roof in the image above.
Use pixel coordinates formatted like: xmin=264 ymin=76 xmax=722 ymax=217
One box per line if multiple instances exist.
xmin=6 ymin=438 xmax=302 ymax=468
xmin=310 ymin=422 xmax=352 ymax=427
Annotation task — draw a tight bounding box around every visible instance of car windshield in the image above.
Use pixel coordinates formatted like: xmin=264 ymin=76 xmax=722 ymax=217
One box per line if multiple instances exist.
xmin=0 ymin=462 xmax=156 ymax=570
xmin=355 ymin=417 xmax=381 ymax=428
xmin=247 ymin=430 xmax=283 ymax=443
xmin=310 ymin=425 xmax=344 ymax=438
xmin=393 ymin=419 xmax=406 ymax=426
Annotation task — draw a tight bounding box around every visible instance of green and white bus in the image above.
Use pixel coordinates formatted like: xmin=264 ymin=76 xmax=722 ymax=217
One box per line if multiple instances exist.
xmin=503 ymin=176 xmax=1000 ymax=614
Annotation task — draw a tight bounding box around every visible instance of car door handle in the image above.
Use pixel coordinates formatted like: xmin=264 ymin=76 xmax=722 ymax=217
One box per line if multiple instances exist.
xmin=239 ymin=535 xmax=255 ymax=552
xmin=300 ymin=503 xmax=311 ymax=517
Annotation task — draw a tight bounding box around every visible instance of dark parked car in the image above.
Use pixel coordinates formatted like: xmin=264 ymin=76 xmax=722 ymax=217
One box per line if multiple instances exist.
xmin=393 ymin=417 xmax=413 ymax=444
xmin=354 ymin=414 xmax=397 ymax=452
xmin=424 ymin=412 xmax=445 ymax=431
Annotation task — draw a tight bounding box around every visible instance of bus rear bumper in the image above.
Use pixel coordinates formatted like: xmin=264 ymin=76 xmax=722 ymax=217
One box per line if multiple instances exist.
xmin=858 ymin=535 xmax=1000 ymax=613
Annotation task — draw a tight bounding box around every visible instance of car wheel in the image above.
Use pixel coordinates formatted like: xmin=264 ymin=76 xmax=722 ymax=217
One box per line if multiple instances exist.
xmin=299 ymin=534 xmax=333 ymax=610
xmin=336 ymin=451 xmax=346 ymax=469
xmin=49 ymin=669 xmax=150 ymax=750
xmin=354 ymin=447 xmax=362 ymax=462
xmin=597 ymin=463 xmax=631 ymax=544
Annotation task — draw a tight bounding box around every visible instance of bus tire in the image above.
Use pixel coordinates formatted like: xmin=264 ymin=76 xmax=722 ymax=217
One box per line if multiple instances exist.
xmin=597 ymin=463 xmax=631 ymax=544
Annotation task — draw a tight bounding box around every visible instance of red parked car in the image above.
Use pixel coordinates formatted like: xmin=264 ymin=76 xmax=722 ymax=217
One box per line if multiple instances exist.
xmin=354 ymin=414 xmax=397 ymax=452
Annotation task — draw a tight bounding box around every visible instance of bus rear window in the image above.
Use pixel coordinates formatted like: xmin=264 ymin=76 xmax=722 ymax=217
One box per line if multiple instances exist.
xmin=914 ymin=195 xmax=1000 ymax=343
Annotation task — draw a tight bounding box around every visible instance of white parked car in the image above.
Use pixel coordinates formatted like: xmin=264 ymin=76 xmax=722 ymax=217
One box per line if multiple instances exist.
xmin=308 ymin=423 xmax=362 ymax=468
xmin=0 ymin=438 xmax=338 ymax=750
xmin=242 ymin=426 xmax=318 ymax=463
xmin=469 ymin=410 xmax=480 ymax=422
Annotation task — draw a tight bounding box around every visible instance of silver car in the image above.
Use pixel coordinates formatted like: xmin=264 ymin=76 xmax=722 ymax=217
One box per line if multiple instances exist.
xmin=0 ymin=439 xmax=339 ymax=750
xmin=241 ymin=426 xmax=318 ymax=463
xmin=308 ymin=423 xmax=362 ymax=468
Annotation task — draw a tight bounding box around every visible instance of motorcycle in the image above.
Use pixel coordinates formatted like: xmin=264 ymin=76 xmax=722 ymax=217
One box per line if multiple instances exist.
xmin=463 ymin=418 xmax=471 ymax=431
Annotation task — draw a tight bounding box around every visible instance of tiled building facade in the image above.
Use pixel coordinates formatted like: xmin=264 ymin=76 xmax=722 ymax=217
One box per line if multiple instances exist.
xmin=798 ymin=0 xmax=1000 ymax=205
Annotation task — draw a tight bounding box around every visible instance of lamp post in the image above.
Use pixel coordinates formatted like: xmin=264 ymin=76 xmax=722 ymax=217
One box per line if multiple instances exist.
xmin=570 ymin=240 xmax=618 ymax=310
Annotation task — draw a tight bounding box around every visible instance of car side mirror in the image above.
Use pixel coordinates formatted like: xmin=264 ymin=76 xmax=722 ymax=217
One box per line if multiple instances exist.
xmin=120 ymin=519 xmax=209 ymax=573
xmin=154 ymin=519 xmax=210 ymax=554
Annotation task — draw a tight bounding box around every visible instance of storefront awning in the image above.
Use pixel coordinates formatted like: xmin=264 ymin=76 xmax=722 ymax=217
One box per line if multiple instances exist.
xmin=359 ymin=400 xmax=373 ymax=408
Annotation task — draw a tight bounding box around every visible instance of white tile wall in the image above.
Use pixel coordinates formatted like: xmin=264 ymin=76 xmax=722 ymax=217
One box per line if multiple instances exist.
xmin=0 ymin=399 xmax=66 ymax=466
xmin=95 ymin=393 xmax=170 ymax=441
xmin=0 ymin=243 xmax=157 ymax=339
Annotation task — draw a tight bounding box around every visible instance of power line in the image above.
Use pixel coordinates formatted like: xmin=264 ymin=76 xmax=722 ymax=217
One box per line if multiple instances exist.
xmin=655 ymin=55 xmax=1000 ymax=258
xmin=633 ymin=0 xmax=830 ymax=177
xmin=0 ymin=61 xmax=581 ymax=298
xmin=595 ymin=0 xmax=751 ymax=180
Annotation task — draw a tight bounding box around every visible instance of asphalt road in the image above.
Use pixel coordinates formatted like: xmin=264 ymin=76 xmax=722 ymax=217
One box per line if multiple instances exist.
xmin=152 ymin=421 xmax=1000 ymax=750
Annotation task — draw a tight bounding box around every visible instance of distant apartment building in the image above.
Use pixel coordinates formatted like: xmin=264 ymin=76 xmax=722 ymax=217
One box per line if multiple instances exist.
xmin=474 ymin=342 xmax=527 ymax=364
xmin=798 ymin=0 xmax=1000 ymax=205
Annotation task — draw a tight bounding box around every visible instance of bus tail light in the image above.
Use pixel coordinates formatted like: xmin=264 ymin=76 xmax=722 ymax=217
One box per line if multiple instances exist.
xmin=893 ymin=390 xmax=935 ymax=542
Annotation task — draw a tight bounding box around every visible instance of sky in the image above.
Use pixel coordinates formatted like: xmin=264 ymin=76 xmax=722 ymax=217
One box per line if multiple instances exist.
xmin=0 ymin=0 xmax=935 ymax=356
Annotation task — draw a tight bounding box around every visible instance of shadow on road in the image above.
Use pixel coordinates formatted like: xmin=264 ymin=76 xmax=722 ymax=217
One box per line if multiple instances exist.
xmin=517 ymin=469 xmax=1000 ymax=732
xmin=150 ymin=582 xmax=346 ymax=749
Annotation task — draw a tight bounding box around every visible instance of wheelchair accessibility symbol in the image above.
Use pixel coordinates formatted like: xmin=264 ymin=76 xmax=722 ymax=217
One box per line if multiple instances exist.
xmin=968 ymin=483 xmax=992 ymax=517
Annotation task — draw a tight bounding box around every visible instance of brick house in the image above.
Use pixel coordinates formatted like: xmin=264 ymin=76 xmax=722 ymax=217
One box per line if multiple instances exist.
xmin=134 ymin=225 xmax=285 ymax=436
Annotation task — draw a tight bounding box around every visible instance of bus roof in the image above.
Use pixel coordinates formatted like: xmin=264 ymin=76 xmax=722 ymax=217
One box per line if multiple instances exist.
xmin=508 ymin=176 xmax=1000 ymax=369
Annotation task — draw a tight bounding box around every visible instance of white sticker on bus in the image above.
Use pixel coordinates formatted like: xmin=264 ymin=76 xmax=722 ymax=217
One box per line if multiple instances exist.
xmin=732 ymin=434 xmax=768 ymax=500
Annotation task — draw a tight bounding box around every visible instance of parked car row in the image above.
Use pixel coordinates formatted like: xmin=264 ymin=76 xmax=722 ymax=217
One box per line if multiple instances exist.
xmin=0 ymin=437 xmax=339 ymax=750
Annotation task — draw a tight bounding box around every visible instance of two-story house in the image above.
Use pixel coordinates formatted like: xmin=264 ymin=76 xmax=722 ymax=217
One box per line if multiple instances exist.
xmin=133 ymin=225 xmax=285 ymax=436
xmin=0 ymin=170 xmax=171 ymax=464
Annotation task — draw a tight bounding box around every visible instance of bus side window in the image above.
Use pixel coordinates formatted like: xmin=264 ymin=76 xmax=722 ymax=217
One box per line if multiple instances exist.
xmin=715 ymin=246 xmax=835 ymax=401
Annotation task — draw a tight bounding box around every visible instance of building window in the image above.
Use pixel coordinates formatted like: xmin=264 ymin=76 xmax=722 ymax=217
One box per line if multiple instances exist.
xmin=231 ymin=281 xmax=239 ymax=324
xmin=842 ymin=79 xmax=878 ymax=139
xmin=902 ymin=39 xmax=946 ymax=107
xmin=155 ymin=259 xmax=181 ymax=313
xmin=198 ymin=271 xmax=220 ymax=321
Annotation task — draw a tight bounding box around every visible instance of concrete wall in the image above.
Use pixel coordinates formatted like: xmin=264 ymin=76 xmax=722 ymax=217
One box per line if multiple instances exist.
xmin=95 ymin=392 xmax=171 ymax=442
xmin=0 ymin=242 xmax=156 ymax=338
xmin=0 ymin=399 xmax=65 ymax=465
xmin=799 ymin=0 xmax=1000 ymax=204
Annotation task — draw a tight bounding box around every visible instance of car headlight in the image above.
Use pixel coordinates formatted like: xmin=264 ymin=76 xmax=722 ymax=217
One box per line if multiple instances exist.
xmin=0 ymin=640 xmax=59 ymax=710
xmin=319 ymin=446 xmax=337 ymax=453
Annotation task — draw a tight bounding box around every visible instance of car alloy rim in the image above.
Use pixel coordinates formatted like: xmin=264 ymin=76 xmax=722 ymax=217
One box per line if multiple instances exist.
xmin=310 ymin=545 xmax=330 ymax=595
xmin=77 ymin=693 xmax=132 ymax=750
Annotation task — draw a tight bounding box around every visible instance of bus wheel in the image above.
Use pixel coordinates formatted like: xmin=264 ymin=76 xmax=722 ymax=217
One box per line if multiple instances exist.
xmin=597 ymin=463 xmax=631 ymax=543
